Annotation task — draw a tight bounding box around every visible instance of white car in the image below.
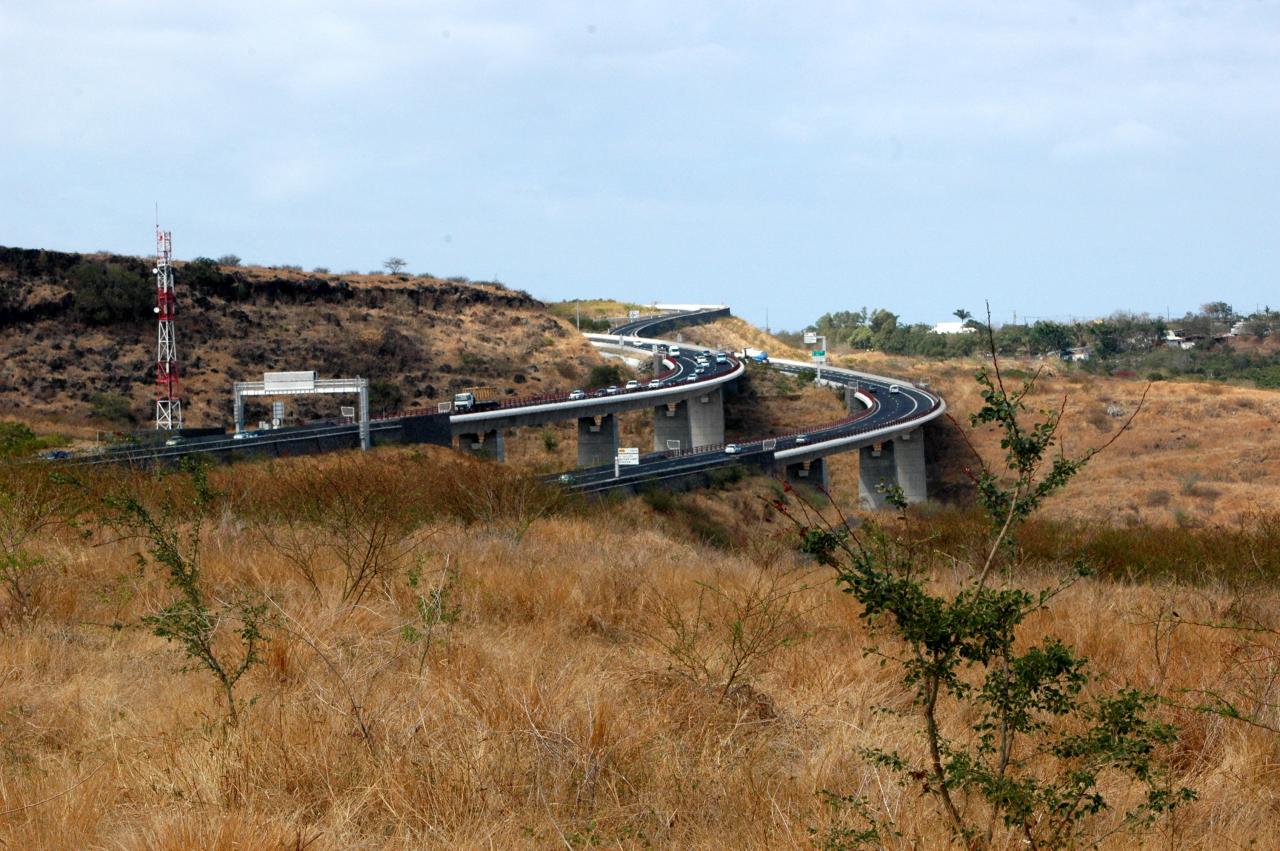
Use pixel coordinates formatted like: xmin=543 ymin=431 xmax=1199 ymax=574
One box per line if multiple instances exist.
xmin=625 ymin=379 xmax=641 ymax=391
xmin=568 ymin=389 xmax=586 ymax=401
xmin=724 ymin=443 xmax=742 ymax=455
xmin=889 ymin=384 xmax=900 ymax=394
xmin=647 ymin=379 xmax=662 ymax=389
xmin=794 ymin=435 xmax=808 ymax=445
xmin=605 ymin=385 xmax=620 ymax=395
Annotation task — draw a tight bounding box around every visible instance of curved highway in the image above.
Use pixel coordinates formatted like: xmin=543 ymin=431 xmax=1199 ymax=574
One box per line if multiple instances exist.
xmin=558 ymin=307 xmax=945 ymax=492
xmin=69 ymin=306 xmax=945 ymax=489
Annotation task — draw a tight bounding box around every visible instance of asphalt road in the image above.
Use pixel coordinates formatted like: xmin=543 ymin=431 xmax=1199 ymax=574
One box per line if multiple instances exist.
xmin=65 ymin=307 xmax=942 ymax=482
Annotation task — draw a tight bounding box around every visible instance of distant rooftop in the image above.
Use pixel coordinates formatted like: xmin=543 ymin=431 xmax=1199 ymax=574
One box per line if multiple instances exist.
xmin=931 ymin=321 xmax=976 ymax=334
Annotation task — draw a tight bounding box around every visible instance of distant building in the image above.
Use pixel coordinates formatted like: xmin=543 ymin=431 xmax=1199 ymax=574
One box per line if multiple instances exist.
xmin=1061 ymin=346 xmax=1092 ymax=362
xmin=1164 ymin=330 xmax=1196 ymax=350
xmin=931 ymin=321 xmax=976 ymax=335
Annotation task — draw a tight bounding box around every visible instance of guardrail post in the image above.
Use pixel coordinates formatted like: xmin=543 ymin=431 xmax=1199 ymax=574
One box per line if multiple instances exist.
xmin=577 ymin=414 xmax=619 ymax=467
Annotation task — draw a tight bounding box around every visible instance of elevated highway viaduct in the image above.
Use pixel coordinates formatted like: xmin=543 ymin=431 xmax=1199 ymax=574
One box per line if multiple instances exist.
xmin=71 ymin=306 xmax=945 ymax=510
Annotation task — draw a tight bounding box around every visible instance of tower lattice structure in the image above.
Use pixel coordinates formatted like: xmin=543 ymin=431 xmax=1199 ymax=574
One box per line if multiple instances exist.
xmin=154 ymin=228 xmax=182 ymax=430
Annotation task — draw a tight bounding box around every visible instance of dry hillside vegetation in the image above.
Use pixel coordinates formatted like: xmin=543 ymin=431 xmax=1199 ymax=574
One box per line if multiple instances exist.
xmin=675 ymin=316 xmax=808 ymax=361
xmin=0 ymin=248 xmax=600 ymax=429
xmin=1 ymin=450 xmax=1279 ymax=848
xmin=828 ymin=349 xmax=1280 ymax=526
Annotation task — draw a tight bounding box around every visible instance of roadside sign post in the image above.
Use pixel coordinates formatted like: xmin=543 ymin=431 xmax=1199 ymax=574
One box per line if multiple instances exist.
xmin=804 ymin=332 xmax=828 ymax=379
xmin=615 ymin=447 xmax=640 ymax=479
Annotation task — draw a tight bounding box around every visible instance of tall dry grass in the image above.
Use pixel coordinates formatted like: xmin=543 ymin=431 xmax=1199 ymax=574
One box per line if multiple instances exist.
xmin=0 ymin=450 xmax=1278 ymax=847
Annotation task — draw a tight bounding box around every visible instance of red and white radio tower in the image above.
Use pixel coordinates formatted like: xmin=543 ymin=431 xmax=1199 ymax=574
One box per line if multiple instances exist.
xmin=154 ymin=227 xmax=182 ymax=430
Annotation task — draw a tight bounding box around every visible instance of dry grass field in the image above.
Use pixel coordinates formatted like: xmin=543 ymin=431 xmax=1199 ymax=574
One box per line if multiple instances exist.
xmin=828 ymin=349 xmax=1280 ymax=526
xmin=2 ymin=449 xmax=1279 ymax=849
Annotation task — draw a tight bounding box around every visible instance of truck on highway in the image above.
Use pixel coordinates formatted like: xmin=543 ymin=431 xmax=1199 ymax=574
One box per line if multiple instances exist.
xmin=452 ymin=387 xmax=501 ymax=412
xmin=743 ymin=347 xmax=769 ymax=364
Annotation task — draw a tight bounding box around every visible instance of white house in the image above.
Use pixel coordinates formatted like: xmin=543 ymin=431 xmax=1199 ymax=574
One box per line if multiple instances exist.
xmin=931 ymin=321 xmax=976 ymax=335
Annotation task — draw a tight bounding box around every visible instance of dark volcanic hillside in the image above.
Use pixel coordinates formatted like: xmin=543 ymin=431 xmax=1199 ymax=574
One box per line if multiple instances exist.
xmin=0 ymin=247 xmax=601 ymax=429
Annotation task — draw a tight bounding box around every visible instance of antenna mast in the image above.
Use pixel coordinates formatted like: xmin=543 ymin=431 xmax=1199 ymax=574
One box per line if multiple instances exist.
xmin=154 ymin=227 xmax=182 ymax=430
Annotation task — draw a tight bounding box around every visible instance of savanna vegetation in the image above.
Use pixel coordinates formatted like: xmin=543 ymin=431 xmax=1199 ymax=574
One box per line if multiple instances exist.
xmin=2 ymin=352 xmax=1280 ymax=848
xmin=780 ymin=302 xmax=1280 ymax=389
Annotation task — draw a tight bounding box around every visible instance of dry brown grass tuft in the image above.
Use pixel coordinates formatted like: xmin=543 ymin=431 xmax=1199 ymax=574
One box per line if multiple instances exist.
xmin=0 ymin=450 xmax=1278 ymax=847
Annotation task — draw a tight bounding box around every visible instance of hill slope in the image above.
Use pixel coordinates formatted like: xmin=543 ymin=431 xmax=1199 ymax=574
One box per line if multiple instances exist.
xmin=0 ymin=247 xmax=600 ymax=429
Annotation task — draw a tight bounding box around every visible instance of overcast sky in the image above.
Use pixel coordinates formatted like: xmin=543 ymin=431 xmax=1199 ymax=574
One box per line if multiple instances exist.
xmin=2 ymin=1 xmax=1277 ymax=329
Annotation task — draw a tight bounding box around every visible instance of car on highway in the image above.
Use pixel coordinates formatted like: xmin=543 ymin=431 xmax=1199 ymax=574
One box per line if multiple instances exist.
xmin=724 ymin=443 xmax=742 ymax=454
xmin=684 ymin=375 xmax=699 ymax=383
xmin=715 ymin=352 xmax=728 ymax=364
xmin=557 ymin=473 xmax=575 ymax=484
xmin=794 ymin=435 xmax=808 ymax=445
xmin=232 ymin=431 xmax=261 ymax=440
xmin=625 ymin=379 xmax=641 ymax=391
xmin=164 ymin=436 xmax=184 ymax=446
xmin=605 ymin=385 xmax=620 ymax=396
xmin=889 ymin=384 xmax=900 ymax=394
xmin=695 ymin=366 xmax=706 ymax=375
xmin=568 ymin=389 xmax=586 ymax=401
xmin=647 ymin=379 xmax=662 ymax=389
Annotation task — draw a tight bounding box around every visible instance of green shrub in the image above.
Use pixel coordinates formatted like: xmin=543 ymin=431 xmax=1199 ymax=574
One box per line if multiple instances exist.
xmin=0 ymin=421 xmax=40 ymax=458
xmin=785 ymin=344 xmax=1191 ymax=847
xmin=90 ymin=392 xmax=136 ymax=425
xmin=368 ymin=379 xmax=404 ymax=414
xmin=587 ymin=363 xmax=626 ymax=388
xmin=69 ymin=260 xmax=151 ymax=325
xmin=640 ymin=486 xmax=676 ymax=513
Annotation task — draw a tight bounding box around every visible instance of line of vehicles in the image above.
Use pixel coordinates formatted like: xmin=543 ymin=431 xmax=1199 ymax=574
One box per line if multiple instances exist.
xmin=451 ymin=347 xmax=736 ymax=412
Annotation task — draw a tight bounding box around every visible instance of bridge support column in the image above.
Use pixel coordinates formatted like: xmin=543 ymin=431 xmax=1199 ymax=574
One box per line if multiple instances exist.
xmin=893 ymin=430 xmax=927 ymax=505
xmin=458 ymin=429 xmax=505 ymax=462
xmin=653 ymin=400 xmax=692 ymax=453
xmin=689 ymin=387 xmax=725 ymax=449
xmin=577 ymin=414 xmax=619 ymax=467
xmin=845 ymin=385 xmax=859 ymax=413
xmin=858 ymin=442 xmax=897 ymax=510
xmin=785 ymin=458 xmax=829 ymax=491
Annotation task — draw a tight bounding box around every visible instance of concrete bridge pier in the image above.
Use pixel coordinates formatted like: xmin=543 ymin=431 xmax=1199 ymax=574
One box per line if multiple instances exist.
xmin=689 ymin=387 xmax=725 ymax=449
xmin=785 ymin=458 xmax=829 ymax=491
xmin=653 ymin=400 xmax=691 ymax=453
xmin=893 ymin=429 xmax=928 ymax=505
xmin=577 ymin=414 xmax=620 ymax=467
xmin=858 ymin=442 xmax=897 ymax=510
xmin=459 ymin=429 xmax=505 ymax=462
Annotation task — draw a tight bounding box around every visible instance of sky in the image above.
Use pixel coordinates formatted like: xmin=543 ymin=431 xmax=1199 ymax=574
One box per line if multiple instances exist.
xmin=2 ymin=1 xmax=1278 ymax=331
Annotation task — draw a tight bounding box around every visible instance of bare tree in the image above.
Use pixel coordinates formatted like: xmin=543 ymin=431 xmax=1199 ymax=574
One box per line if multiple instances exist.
xmin=382 ymin=257 xmax=408 ymax=275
